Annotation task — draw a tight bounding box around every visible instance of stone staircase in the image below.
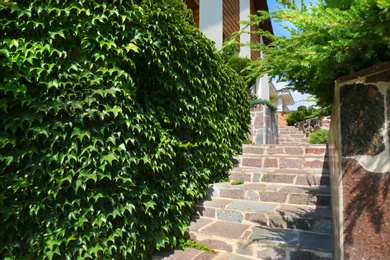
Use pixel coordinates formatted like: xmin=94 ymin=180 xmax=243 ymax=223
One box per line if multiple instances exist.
xmin=153 ymin=126 xmax=332 ymax=259
xmin=187 ymin=126 xmax=332 ymax=259
xmin=278 ymin=125 xmax=308 ymax=144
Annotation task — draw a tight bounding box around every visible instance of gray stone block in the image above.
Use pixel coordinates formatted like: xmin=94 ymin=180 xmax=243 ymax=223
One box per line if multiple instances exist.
xmin=227 ymin=201 xmax=277 ymax=213
xmin=252 ymin=173 xmax=261 ymax=182
xmin=257 ymin=247 xmax=286 ymax=260
xmin=217 ymin=209 xmax=243 ymax=223
xmin=246 ymin=190 xmax=260 ymax=201
xmin=237 ymin=242 xmax=252 ymax=256
xmin=255 ymin=130 xmax=264 ymax=145
xmin=314 ymin=219 xmax=332 ymax=234
xmin=249 ymin=226 xmax=298 ymax=245
xmin=299 ymin=232 xmax=332 ymax=251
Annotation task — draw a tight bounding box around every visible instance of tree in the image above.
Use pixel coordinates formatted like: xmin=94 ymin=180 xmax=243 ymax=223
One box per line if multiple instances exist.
xmin=242 ymin=0 xmax=390 ymax=106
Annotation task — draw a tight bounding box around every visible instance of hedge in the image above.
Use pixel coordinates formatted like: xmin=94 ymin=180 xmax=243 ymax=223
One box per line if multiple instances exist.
xmin=0 ymin=0 xmax=250 ymax=258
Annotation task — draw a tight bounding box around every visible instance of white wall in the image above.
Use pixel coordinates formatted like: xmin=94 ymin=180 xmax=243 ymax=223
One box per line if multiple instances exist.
xmin=255 ymin=74 xmax=270 ymax=100
xmin=199 ymin=0 xmax=223 ymax=50
xmin=239 ymin=0 xmax=251 ymax=58
xmin=277 ymin=97 xmax=283 ymax=111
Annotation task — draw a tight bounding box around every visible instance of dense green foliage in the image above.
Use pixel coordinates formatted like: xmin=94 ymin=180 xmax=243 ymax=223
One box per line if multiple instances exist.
xmin=286 ymin=106 xmax=310 ymax=125
xmin=243 ymin=0 xmax=390 ymax=106
xmin=0 ymin=0 xmax=250 ymax=259
xmin=227 ymin=56 xmax=256 ymax=89
xmin=220 ymin=41 xmax=257 ymax=90
xmin=163 ymin=0 xmax=194 ymax=24
xmin=250 ymin=99 xmax=278 ymax=112
xmin=308 ymin=129 xmax=329 ymax=144
xmin=286 ymin=105 xmax=330 ymax=125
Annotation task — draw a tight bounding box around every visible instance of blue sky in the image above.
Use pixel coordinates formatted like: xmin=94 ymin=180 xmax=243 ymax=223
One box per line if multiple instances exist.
xmin=266 ymin=0 xmax=317 ymax=110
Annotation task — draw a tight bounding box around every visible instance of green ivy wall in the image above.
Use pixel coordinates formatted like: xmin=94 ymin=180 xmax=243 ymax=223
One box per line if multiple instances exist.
xmin=0 ymin=1 xmax=250 ymax=259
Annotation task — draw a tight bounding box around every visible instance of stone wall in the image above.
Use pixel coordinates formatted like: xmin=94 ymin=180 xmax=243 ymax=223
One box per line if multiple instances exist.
xmin=248 ymin=104 xmax=278 ymax=144
xmin=328 ymin=61 xmax=390 ymax=259
xmin=295 ymin=116 xmax=331 ymax=135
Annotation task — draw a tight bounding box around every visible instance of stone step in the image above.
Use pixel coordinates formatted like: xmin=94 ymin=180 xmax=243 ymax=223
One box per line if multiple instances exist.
xmin=278 ymin=139 xmax=309 ymax=145
xmin=278 ymin=134 xmax=308 ymax=143
xmin=229 ymin=168 xmax=330 ymax=187
xmin=188 ymin=219 xmax=332 ymax=259
xmin=212 ymin=249 xmax=332 ymax=260
xmin=278 ymin=127 xmax=304 ymax=133
xmin=204 ymin=182 xmax=331 ymax=210
xmin=236 ymin=145 xmax=328 ymax=169
xmin=192 ymin=203 xmax=332 ymax=235
xmin=278 ymin=132 xmax=305 ymax=136
xmin=234 ymin=155 xmax=329 ymax=170
xmin=188 ymin=178 xmax=333 ymax=259
xmin=278 ymin=131 xmax=306 ymax=135
xmin=242 ymin=144 xmax=327 ymax=156
xmin=192 ymin=183 xmax=331 ymax=234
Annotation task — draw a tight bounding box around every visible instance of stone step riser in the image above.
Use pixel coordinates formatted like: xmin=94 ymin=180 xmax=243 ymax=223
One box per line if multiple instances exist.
xmin=242 ymin=145 xmax=327 ymax=156
xmin=278 ymin=134 xmax=307 ymax=138
xmin=278 ymin=132 xmax=305 ymax=135
xmin=206 ymin=188 xmax=331 ymax=207
xmin=235 ymin=157 xmax=329 ymax=170
xmin=278 ymin=130 xmax=304 ymax=134
xmin=278 ymin=141 xmax=308 ymax=145
xmin=229 ymin=171 xmax=330 ymax=187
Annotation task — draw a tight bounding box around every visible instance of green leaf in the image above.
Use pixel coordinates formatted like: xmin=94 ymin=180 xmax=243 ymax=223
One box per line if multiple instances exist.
xmin=123 ymin=43 xmax=139 ymax=53
xmin=121 ymin=203 xmax=135 ymax=215
xmin=71 ymin=127 xmax=90 ymax=142
xmin=49 ymin=30 xmax=65 ymax=39
xmin=78 ymin=171 xmax=97 ymax=183
xmin=100 ymin=153 xmax=118 ymax=166
xmin=75 ymin=215 xmax=89 ymax=229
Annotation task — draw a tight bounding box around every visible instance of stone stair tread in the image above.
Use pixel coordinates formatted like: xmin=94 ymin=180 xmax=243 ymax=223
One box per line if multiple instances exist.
xmin=280 ymin=186 xmax=330 ymax=195
xmin=276 ymin=205 xmax=331 ymax=218
xmin=242 ymin=144 xmax=327 ymax=147
xmin=189 ymin=221 xmax=332 ymax=254
xmin=240 ymin=145 xmax=328 ymax=157
xmin=195 ymin=190 xmax=331 ymax=218
xmin=239 ymin=155 xmax=327 ymax=160
xmin=208 ymin=182 xmax=330 ymax=195
xmin=230 ymin=167 xmax=329 ymax=175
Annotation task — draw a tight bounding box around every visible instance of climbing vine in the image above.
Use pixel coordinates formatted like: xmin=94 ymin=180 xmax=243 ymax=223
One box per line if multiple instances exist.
xmin=0 ymin=0 xmax=250 ymax=258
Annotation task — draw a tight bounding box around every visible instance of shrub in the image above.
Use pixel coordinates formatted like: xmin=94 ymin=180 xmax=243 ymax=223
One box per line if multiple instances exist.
xmin=227 ymin=56 xmax=256 ymax=88
xmin=286 ymin=106 xmax=309 ymax=125
xmin=308 ymin=130 xmax=329 ymax=144
xmin=220 ymin=41 xmax=256 ymax=89
xmin=250 ymin=99 xmax=278 ymax=112
xmin=286 ymin=105 xmax=332 ymax=126
xmin=0 ymin=0 xmax=250 ymax=259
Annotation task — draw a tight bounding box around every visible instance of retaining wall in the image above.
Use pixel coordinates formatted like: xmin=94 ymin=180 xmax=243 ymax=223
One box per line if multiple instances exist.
xmin=295 ymin=116 xmax=331 ymax=135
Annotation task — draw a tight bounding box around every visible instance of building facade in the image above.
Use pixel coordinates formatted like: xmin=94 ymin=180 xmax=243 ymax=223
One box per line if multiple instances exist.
xmin=185 ymin=0 xmax=294 ymax=112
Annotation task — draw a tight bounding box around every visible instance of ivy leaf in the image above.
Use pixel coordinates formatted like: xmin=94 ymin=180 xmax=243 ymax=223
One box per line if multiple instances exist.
xmin=123 ymin=43 xmax=139 ymax=53
xmin=121 ymin=203 xmax=135 ymax=215
xmin=71 ymin=127 xmax=90 ymax=142
xmin=78 ymin=171 xmax=97 ymax=183
xmin=100 ymin=153 xmax=119 ymax=166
